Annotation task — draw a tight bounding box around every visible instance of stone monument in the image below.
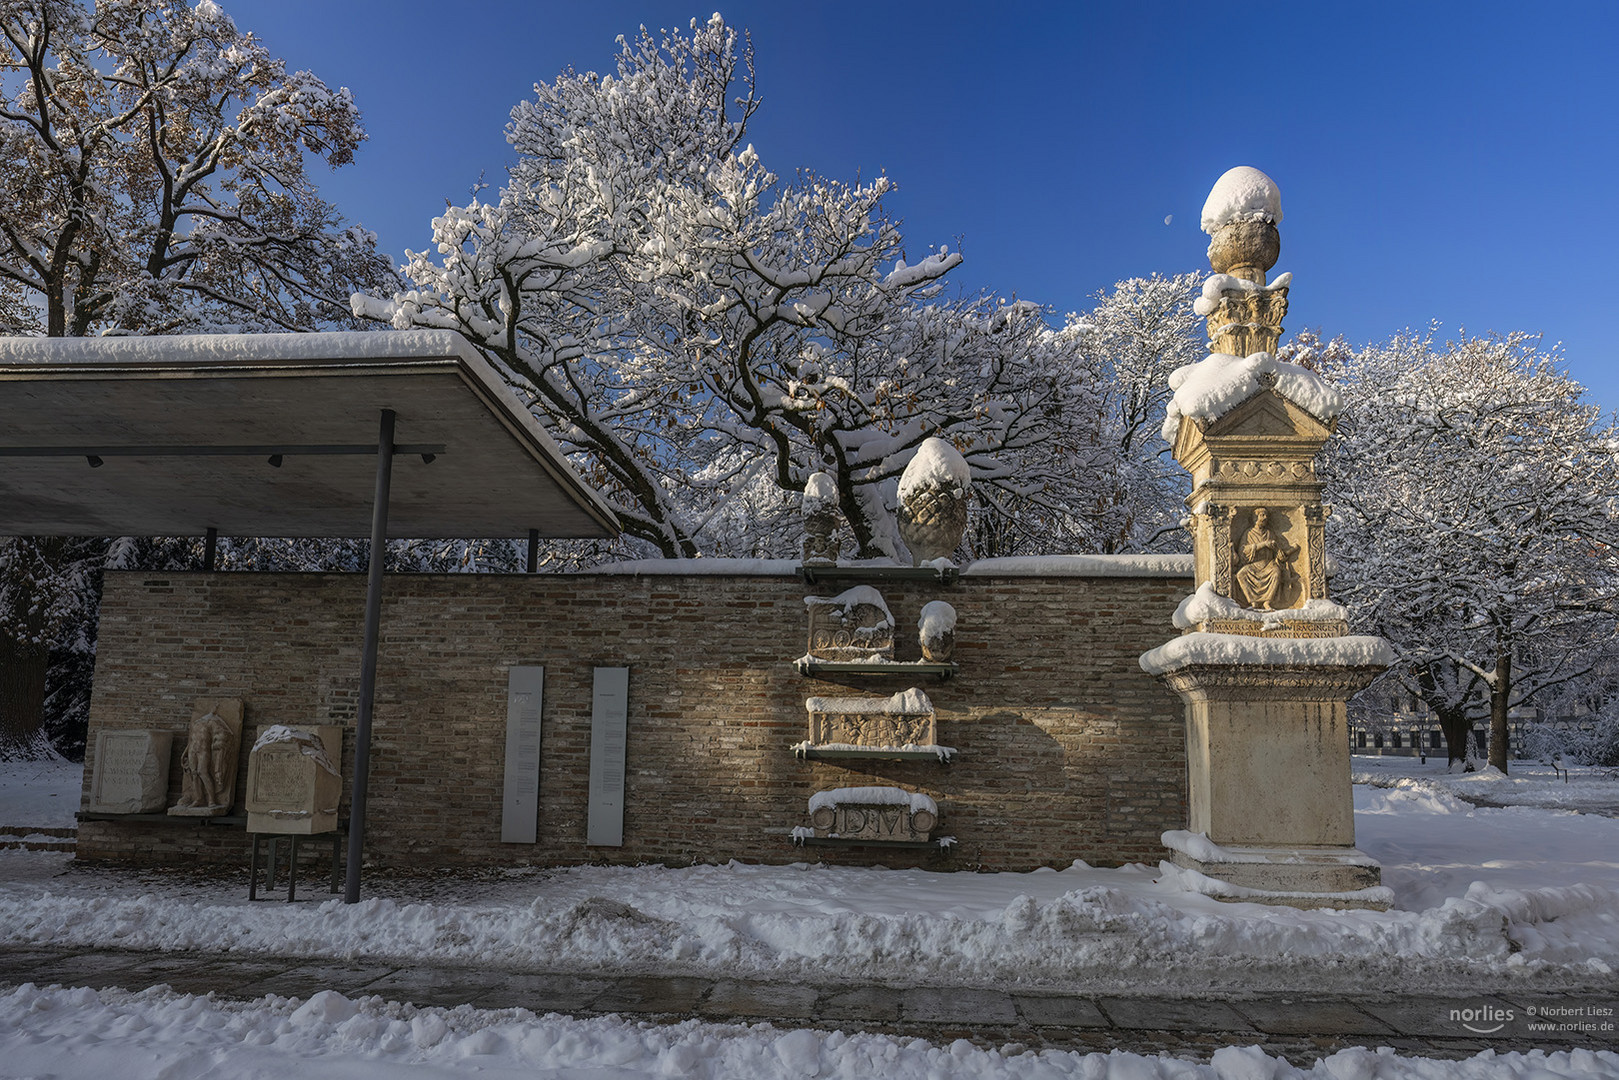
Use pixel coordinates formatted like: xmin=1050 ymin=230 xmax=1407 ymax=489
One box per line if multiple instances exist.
xmin=804 ymin=586 xmax=895 ymax=662
xmin=801 ymin=471 xmax=841 ymax=565
xmin=1141 ymin=166 xmax=1394 ymax=909
xmin=804 ymin=786 xmax=938 ymax=843
xmin=897 ymin=437 xmax=970 ymax=565
xmin=168 ymin=699 xmax=244 ymax=816
xmin=86 ymin=730 xmax=173 ymax=814
xmin=918 ymin=601 xmax=957 ymax=662
xmin=804 ymin=687 xmax=937 ymax=749
xmin=244 ymin=724 xmax=343 ymax=834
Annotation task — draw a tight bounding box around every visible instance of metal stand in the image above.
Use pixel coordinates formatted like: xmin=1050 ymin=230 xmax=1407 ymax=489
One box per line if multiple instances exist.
xmin=250 ymin=831 xmax=344 ymax=901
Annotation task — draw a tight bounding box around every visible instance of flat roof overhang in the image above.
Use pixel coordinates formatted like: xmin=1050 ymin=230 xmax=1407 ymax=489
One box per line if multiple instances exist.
xmin=0 ymin=329 xmax=618 ymax=539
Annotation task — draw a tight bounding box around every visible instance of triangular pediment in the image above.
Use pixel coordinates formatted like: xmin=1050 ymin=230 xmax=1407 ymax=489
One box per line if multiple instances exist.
xmin=1205 ymin=389 xmax=1333 ymax=441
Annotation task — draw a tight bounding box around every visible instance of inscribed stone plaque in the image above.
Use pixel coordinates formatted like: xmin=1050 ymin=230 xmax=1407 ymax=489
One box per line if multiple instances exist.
xmin=244 ymin=724 xmax=343 ymax=834
xmin=87 ymin=730 xmax=173 ymax=813
xmin=501 ymin=666 xmax=545 ymax=844
xmin=586 ymin=667 xmax=629 ymax=847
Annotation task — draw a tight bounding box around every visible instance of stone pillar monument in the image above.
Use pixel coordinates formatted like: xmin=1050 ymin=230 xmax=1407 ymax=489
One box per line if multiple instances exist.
xmin=1141 ymin=166 xmax=1394 ymax=909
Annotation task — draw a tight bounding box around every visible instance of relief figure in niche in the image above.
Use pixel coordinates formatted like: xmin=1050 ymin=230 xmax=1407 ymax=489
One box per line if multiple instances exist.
xmin=1234 ymin=508 xmax=1296 ymax=611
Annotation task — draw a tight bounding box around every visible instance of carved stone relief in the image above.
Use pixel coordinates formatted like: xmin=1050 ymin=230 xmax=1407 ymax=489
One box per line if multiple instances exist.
xmin=804 ymin=586 xmax=894 ymax=662
xmin=168 ymin=698 xmax=244 ymax=816
xmin=805 ymin=688 xmax=936 ymax=749
xmin=1231 ymin=507 xmax=1299 ymax=611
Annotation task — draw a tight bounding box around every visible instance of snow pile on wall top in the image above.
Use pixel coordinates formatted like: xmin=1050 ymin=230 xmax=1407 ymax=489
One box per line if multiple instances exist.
xmin=803 ymin=585 xmax=893 ymax=624
xmin=963 ymin=554 xmax=1193 ymax=578
xmin=1140 ymin=631 xmax=1393 ymax=675
xmin=1161 ymin=351 xmax=1344 ymax=442
xmin=802 ymin=471 xmax=838 ymax=514
xmin=1201 ymin=166 xmax=1282 ymax=234
xmin=1172 ymin=583 xmax=1348 ymax=629
xmin=0 ymin=329 xmax=472 ymax=366
xmin=808 ymin=786 xmax=937 ymax=816
xmin=898 ymin=437 xmax=970 ymax=501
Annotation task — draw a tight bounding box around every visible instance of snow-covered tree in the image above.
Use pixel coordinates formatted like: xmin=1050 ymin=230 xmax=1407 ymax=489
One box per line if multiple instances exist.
xmin=358 ymin=15 xmax=1120 ymax=561
xmin=1321 ymin=330 xmax=1619 ymax=771
xmin=0 ymin=0 xmax=396 ymax=334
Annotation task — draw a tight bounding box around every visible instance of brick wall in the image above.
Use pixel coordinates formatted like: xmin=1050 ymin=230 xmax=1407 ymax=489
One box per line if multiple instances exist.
xmin=78 ymin=568 xmax=1192 ymax=871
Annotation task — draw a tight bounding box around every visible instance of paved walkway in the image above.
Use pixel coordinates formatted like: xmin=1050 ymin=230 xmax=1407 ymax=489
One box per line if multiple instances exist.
xmin=2 ymin=946 xmax=1613 ymax=1063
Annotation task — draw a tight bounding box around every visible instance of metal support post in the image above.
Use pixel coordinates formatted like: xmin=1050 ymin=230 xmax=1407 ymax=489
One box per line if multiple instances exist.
xmin=203 ymin=527 xmax=218 ymax=571
xmin=345 ymin=408 xmax=395 ymax=903
xmin=527 ymin=528 xmax=539 ymax=574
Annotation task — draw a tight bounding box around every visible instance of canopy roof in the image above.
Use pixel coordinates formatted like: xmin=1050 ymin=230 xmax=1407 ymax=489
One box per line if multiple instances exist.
xmin=0 ymin=331 xmax=619 ymax=539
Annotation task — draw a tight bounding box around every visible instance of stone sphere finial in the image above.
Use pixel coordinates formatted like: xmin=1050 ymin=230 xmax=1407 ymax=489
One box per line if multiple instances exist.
xmin=1201 ymin=166 xmax=1282 ymax=284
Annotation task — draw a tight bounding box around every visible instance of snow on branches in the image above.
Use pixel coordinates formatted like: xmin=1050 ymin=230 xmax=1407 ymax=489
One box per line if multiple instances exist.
xmin=1318 ymin=329 xmax=1619 ymax=769
xmin=0 ymin=0 xmax=395 ymax=337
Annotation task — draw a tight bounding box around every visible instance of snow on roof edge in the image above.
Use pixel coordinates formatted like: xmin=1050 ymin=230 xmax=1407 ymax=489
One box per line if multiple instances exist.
xmin=962 ymin=554 xmax=1194 ymax=578
xmin=0 ymin=329 xmax=477 ymax=368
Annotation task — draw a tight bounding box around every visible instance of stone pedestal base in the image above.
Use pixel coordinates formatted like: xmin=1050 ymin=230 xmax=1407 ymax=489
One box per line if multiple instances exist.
xmin=1153 ymin=658 xmax=1389 ymax=907
xmin=1161 ymin=831 xmax=1390 ymax=910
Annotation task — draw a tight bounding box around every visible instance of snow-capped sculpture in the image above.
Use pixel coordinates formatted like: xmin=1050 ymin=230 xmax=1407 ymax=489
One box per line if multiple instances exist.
xmin=896 ymin=437 xmax=970 ymax=566
xmin=801 ymin=471 xmax=841 ymax=565
xmin=917 ymin=600 xmax=956 ymax=662
xmin=1201 ymin=166 xmax=1282 ymax=285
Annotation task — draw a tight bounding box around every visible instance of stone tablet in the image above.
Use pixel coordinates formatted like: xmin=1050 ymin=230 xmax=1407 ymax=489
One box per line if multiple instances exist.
xmin=245 ymin=724 xmax=343 ymax=834
xmin=87 ymin=730 xmax=173 ymax=814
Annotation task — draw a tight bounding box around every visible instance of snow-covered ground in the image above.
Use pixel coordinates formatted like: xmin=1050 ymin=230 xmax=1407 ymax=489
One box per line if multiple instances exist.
xmin=0 ymin=755 xmax=80 ymax=829
xmin=1354 ymin=755 xmax=1619 ymax=815
xmin=3 ymin=981 xmax=1615 ymax=1080
xmin=1 ymin=759 xmax=1615 ymax=998
xmin=2 ymin=758 xmax=1616 ymax=1076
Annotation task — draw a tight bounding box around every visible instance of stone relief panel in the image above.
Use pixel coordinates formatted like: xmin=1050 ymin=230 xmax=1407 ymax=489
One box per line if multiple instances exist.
xmin=805 ymin=688 xmax=936 ymax=749
xmin=804 ymin=585 xmax=894 ymax=662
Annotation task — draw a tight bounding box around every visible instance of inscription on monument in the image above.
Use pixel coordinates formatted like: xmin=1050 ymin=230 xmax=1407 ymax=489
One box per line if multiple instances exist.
xmin=87 ymin=730 xmax=173 ymax=814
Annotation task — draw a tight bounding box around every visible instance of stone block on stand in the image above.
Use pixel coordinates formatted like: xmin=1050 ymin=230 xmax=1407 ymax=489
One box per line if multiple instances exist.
xmin=244 ymin=724 xmax=343 ymax=834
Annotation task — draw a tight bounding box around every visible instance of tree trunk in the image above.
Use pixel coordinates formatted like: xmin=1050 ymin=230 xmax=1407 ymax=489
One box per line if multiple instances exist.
xmin=1416 ymin=664 xmax=1476 ymax=767
xmin=1489 ymin=638 xmax=1512 ymax=773
xmin=0 ymin=629 xmax=49 ymax=751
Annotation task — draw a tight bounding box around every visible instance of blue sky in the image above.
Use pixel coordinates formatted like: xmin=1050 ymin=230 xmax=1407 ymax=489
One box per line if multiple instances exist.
xmin=224 ymin=1 xmax=1619 ymax=413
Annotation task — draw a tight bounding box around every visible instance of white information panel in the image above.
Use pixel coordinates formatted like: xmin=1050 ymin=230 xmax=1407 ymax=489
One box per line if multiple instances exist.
xmin=501 ymin=666 xmax=545 ymax=843
xmin=586 ymin=666 xmax=629 ymax=847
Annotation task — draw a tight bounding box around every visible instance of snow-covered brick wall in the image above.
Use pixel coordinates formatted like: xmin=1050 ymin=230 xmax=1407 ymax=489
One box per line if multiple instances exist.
xmin=82 ymin=565 xmax=1192 ymax=871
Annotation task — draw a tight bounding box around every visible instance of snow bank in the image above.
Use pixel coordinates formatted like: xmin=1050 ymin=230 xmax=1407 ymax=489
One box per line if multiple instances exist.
xmin=0 ymin=757 xmax=81 ymax=828
xmin=1140 ymin=631 xmax=1393 ymax=674
xmin=1162 ymin=351 xmax=1344 ymax=442
xmin=807 ymin=786 xmax=937 ymax=815
xmin=1201 ymin=166 xmax=1282 ymax=234
xmin=963 ymin=554 xmax=1193 ymax=578
xmin=9 ymin=984 xmax=1612 ymax=1080
xmin=897 ymin=437 xmax=970 ymax=501
xmin=1172 ymin=582 xmax=1349 ymax=629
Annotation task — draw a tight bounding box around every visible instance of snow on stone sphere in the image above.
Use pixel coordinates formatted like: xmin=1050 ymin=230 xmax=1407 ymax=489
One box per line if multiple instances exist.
xmin=897 ymin=437 xmax=970 ymax=501
xmin=1201 ymin=166 xmax=1282 ymax=235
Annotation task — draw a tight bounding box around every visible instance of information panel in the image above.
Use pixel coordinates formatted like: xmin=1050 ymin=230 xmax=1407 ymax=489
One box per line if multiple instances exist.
xmin=586 ymin=666 xmax=629 ymax=847
xmin=501 ymin=666 xmax=545 ymax=844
